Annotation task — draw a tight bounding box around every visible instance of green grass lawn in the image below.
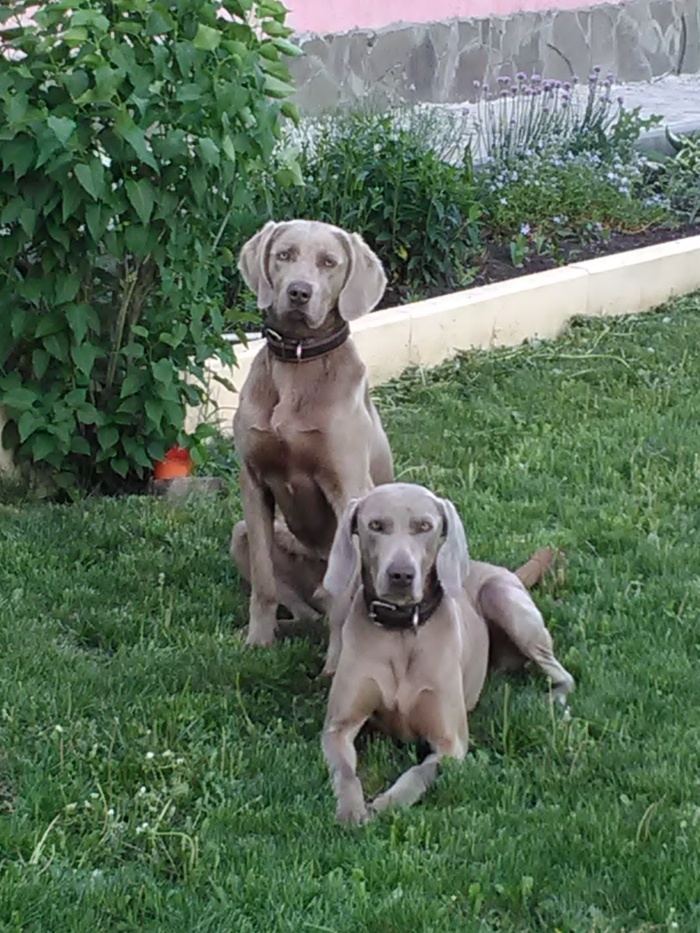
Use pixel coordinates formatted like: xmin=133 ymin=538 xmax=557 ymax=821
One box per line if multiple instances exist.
xmin=2 ymin=296 xmax=700 ymax=932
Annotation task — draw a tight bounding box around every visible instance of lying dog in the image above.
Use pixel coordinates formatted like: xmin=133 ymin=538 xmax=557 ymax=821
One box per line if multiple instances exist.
xmin=231 ymin=219 xmax=394 ymax=647
xmin=321 ymin=482 xmax=575 ymax=824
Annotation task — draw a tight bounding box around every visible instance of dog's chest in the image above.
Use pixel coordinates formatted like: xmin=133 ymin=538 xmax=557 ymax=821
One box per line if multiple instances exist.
xmin=371 ymin=653 xmax=436 ymax=741
xmin=245 ymin=400 xmax=323 ymax=478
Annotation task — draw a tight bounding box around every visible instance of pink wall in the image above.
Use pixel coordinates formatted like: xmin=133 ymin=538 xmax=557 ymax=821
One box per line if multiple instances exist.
xmin=286 ymin=0 xmax=621 ymax=34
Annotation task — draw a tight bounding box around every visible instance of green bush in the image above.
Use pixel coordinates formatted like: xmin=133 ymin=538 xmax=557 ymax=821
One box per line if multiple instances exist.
xmin=479 ymin=148 xmax=669 ymax=250
xmin=0 ymin=0 xmax=297 ymax=494
xmin=256 ymin=108 xmax=482 ymax=301
xmin=653 ymin=130 xmax=700 ymax=223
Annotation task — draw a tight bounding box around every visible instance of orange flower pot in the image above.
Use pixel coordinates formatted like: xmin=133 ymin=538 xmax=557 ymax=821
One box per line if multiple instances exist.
xmin=153 ymin=445 xmax=194 ymax=480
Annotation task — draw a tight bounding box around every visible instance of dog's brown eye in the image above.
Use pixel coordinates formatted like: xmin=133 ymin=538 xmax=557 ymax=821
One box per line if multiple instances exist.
xmin=320 ymin=255 xmax=337 ymax=268
xmin=276 ymin=249 xmax=291 ymax=261
xmin=368 ymin=520 xmax=384 ymax=532
xmin=417 ymin=520 xmax=433 ymax=533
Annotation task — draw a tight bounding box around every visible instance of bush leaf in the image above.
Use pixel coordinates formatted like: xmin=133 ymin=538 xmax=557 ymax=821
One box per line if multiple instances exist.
xmin=125 ymin=179 xmax=155 ymax=226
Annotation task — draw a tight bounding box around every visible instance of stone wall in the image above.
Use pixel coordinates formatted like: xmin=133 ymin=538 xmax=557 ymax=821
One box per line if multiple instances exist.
xmin=289 ymin=0 xmax=700 ymax=113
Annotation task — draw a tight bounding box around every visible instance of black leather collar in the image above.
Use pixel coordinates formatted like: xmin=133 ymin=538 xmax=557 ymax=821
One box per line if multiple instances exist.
xmin=363 ymin=582 xmax=444 ymax=632
xmin=262 ymin=320 xmax=350 ymax=362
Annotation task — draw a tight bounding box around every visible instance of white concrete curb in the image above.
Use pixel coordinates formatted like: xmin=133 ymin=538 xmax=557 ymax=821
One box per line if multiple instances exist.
xmin=188 ymin=234 xmax=700 ymax=436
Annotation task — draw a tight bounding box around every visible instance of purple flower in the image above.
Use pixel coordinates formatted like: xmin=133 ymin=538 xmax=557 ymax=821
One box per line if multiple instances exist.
xmin=500 ymin=89 xmax=509 ymax=97
xmin=473 ymin=79 xmax=481 ymax=88
xmin=517 ymin=71 xmax=527 ymax=80
xmin=563 ymin=81 xmax=572 ymax=91
xmin=572 ymin=75 xmax=580 ymax=85
xmin=498 ymin=75 xmax=511 ymax=84
xmin=617 ymin=95 xmax=624 ymax=104
xmin=593 ymin=64 xmax=601 ymax=74
xmin=520 ymin=223 xmax=531 ymax=236
xmin=606 ymin=72 xmax=615 ymax=82
xmin=511 ymin=86 xmax=519 ymax=97
xmin=531 ymin=73 xmax=542 ymax=83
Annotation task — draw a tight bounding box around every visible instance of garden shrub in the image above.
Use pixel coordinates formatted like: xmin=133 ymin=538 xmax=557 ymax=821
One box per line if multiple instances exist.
xmin=651 ymin=130 xmax=700 ymax=223
xmin=479 ymin=148 xmax=670 ymax=264
xmin=257 ymin=108 xmax=483 ymax=301
xmin=0 ymin=0 xmax=298 ymax=494
xmin=471 ymin=69 xmax=669 ymax=261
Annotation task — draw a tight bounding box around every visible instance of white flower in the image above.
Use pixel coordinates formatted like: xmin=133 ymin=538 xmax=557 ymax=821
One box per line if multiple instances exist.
xmin=145 ymin=751 xmax=155 ymax=760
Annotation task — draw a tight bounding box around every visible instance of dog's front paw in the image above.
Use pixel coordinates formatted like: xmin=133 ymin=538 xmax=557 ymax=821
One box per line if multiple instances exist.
xmin=368 ymin=791 xmax=393 ymax=815
xmin=337 ymin=800 xmax=369 ymax=825
xmin=244 ymin=627 xmax=276 ymax=648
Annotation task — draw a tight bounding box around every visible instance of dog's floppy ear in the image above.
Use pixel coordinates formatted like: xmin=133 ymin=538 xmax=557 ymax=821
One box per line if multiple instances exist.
xmin=237 ymin=220 xmax=280 ymax=310
xmin=436 ymin=498 xmax=470 ymax=598
xmin=323 ymin=498 xmax=360 ymax=596
xmin=337 ymin=231 xmax=387 ymax=321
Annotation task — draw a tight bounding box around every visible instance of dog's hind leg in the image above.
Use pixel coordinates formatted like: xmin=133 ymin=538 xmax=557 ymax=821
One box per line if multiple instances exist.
xmin=479 ymin=576 xmax=575 ymax=704
xmin=231 ymin=521 xmax=326 ymax=624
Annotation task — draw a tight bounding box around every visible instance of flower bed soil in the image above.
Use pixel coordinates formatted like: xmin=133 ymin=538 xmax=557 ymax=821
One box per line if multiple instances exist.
xmin=377 ymin=222 xmax=700 ymax=310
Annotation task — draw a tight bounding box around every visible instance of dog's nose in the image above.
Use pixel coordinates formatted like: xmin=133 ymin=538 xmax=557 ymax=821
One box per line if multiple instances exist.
xmin=387 ymin=562 xmax=416 ymax=588
xmin=287 ymin=280 xmax=312 ymax=306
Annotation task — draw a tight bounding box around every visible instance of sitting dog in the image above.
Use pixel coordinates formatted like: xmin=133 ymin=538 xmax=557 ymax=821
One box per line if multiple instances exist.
xmin=321 ymin=482 xmax=575 ymax=824
xmin=231 ymin=220 xmax=394 ymax=647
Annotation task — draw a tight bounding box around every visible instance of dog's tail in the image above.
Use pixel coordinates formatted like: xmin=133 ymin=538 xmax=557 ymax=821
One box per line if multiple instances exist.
xmin=514 ymin=547 xmax=559 ymax=589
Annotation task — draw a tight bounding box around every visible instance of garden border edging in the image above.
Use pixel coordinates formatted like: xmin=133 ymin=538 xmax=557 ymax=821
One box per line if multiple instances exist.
xmin=188 ymin=234 xmax=700 ymax=436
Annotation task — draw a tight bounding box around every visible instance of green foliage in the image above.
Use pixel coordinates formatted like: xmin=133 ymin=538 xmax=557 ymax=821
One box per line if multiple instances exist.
xmin=653 ymin=130 xmax=700 ymax=223
xmin=0 ymin=0 xmax=298 ymax=493
xmin=478 ymin=148 xmax=670 ymax=265
xmin=258 ymin=108 xmax=482 ymax=300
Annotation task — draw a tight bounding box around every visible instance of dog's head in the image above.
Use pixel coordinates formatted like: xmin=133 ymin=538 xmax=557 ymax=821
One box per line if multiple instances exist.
xmin=323 ymin=483 xmax=470 ymax=605
xmin=237 ymin=219 xmax=387 ymax=334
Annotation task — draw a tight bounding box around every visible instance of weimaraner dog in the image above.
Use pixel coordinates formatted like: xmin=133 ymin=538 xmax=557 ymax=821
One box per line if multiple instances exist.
xmin=322 ymin=482 xmax=575 ymax=824
xmin=231 ymin=219 xmax=394 ymax=647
